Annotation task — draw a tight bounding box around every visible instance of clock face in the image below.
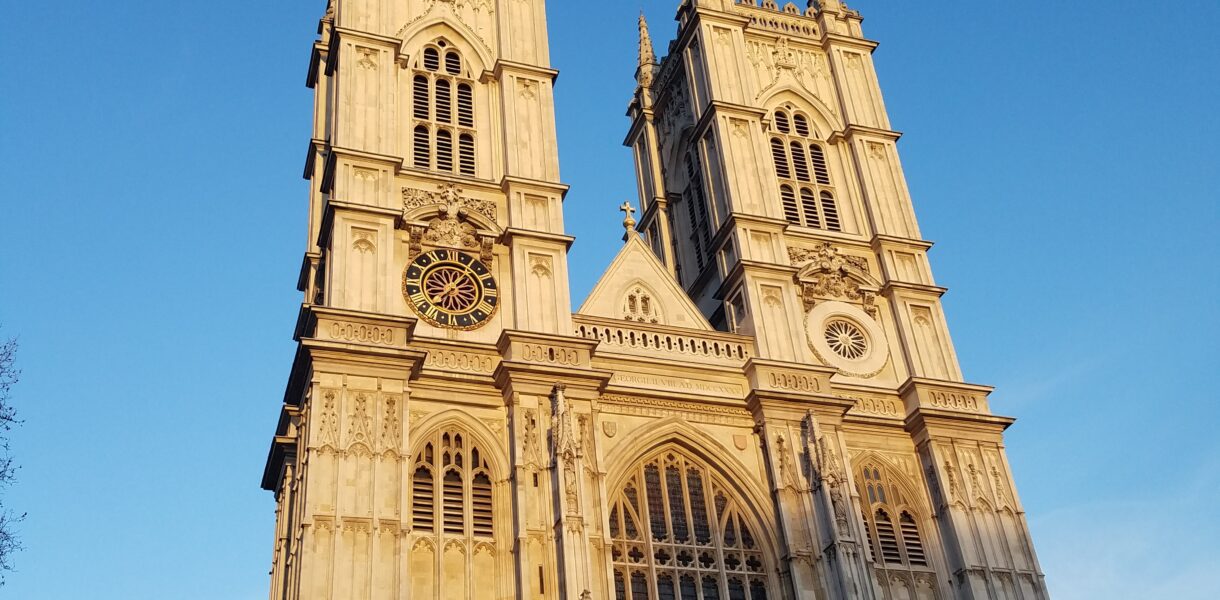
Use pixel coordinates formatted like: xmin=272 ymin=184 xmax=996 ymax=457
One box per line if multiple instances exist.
xmin=403 ymin=249 xmax=499 ymax=330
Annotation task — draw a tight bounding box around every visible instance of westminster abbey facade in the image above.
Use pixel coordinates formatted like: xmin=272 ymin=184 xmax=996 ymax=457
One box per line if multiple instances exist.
xmin=260 ymin=1 xmax=1050 ymax=599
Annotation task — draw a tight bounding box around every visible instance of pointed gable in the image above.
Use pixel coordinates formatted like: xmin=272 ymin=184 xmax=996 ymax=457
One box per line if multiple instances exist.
xmin=578 ymin=233 xmax=712 ymax=331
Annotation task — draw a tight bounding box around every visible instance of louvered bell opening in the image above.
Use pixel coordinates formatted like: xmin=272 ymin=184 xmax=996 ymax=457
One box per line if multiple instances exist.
xmin=875 ymin=510 xmax=902 ymax=564
xmin=458 ymin=134 xmax=476 ymax=176
xmin=793 ymin=113 xmax=810 ymax=137
xmin=820 ymin=191 xmax=841 ymax=232
xmin=411 ymin=466 xmax=435 ymax=532
xmin=412 ymin=126 xmax=431 ymax=169
xmin=423 ymin=47 xmax=440 ymax=72
xmin=436 ymin=129 xmax=454 ymax=172
xmin=774 ymin=110 xmax=791 ymax=134
xmin=442 ymin=469 xmax=464 ymax=534
xmin=781 ymin=186 xmax=800 ymax=225
xmin=810 ymin=144 xmax=831 ymax=185
xmin=901 ymin=512 xmax=928 ymax=566
xmin=445 ymin=51 xmax=462 ymax=75
xmin=770 ymin=138 xmax=791 ymax=179
xmin=471 ymin=472 xmax=494 ymax=537
xmin=434 ymin=79 xmax=452 ymax=124
xmin=800 ymin=188 xmax=821 ymax=229
xmin=457 ymin=84 xmax=474 ymax=127
xmin=413 ymin=76 xmax=430 ymax=120
xmin=864 ymin=511 xmax=880 ymax=562
xmin=790 ymin=142 xmax=811 ymax=182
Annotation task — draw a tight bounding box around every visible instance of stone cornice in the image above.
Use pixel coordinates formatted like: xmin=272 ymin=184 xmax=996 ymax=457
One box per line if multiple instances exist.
xmin=871 ymin=234 xmax=935 ymax=252
xmin=307 ymin=41 xmax=328 ymax=89
xmin=492 ymin=60 xmax=560 ymax=83
xmin=500 ymin=227 xmax=575 ymax=250
xmin=747 ymin=389 xmax=856 ymax=424
xmin=500 ymin=175 xmax=570 ymax=199
xmin=881 ymin=280 xmax=949 ymax=298
xmin=316 ymin=199 xmax=400 ymax=248
xmin=712 ymin=212 xmax=788 ymax=252
xmin=782 ymin=224 xmax=872 ymax=247
xmin=297 ymin=251 xmax=321 ymax=293
xmin=829 ymin=125 xmax=903 ymax=144
xmin=331 ymin=26 xmax=402 ymax=48
xmin=820 ymin=32 xmax=879 ymax=53
xmin=693 ymin=101 xmax=769 ymax=140
xmin=715 ymin=259 xmax=799 ymax=301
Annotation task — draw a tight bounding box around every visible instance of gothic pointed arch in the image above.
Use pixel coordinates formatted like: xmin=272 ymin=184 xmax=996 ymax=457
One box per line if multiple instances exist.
xmin=604 ymin=420 xmax=781 ymax=599
xmin=852 ymin=452 xmax=941 ymax=597
xmin=405 ymin=410 xmax=508 ymax=599
xmin=408 ymin=409 xmax=509 ymax=479
xmin=397 ymin=20 xmax=494 ymax=72
xmin=760 ymin=87 xmax=844 ymax=135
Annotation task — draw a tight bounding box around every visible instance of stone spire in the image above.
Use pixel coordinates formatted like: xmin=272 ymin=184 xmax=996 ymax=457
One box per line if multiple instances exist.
xmin=635 ymin=13 xmax=657 ymax=88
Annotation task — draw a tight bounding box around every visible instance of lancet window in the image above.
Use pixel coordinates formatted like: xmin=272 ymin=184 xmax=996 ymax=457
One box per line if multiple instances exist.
xmin=609 ymin=449 xmax=770 ymax=600
xmin=857 ymin=462 xmax=930 ymax=570
xmin=682 ymin=153 xmax=713 ymax=278
xmin=410 ymin=429 xmax=495 ymax=539
xmin=411 ymin=42 xmax=478 ymax=177
xmin=770 ymin=109 xmax=841 ymax=232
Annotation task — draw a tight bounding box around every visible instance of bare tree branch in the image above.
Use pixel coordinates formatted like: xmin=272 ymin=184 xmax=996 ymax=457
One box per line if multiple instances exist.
xmin=0 ymin=330 xmax=23 ymax=583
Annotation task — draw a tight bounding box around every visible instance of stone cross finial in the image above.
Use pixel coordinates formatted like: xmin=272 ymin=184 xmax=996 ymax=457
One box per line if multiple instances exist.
xmin=619 ymin=201 xmax=637 ymax=238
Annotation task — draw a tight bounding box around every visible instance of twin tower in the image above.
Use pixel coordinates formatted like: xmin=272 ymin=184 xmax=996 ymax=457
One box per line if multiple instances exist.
xmin=260 ymin=1 xmax=1050 ymax=599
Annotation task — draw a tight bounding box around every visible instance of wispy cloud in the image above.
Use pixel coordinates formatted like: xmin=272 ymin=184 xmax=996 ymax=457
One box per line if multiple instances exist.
xmin=1034 ymin=454 xmax=1220 ymax=599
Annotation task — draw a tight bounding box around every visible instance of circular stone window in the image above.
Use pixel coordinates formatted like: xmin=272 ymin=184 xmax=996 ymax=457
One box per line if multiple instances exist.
xmin=806 ymin=301 xmax=890 ymax=377
xmin=824 ymin=320 xmax=868 ymax=360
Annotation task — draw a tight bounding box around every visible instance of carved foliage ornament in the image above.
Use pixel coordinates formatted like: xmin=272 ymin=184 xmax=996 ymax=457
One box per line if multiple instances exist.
xmin=790 ymin=242 xmax=877 ymax=317
xmin=396 ymin=0 xmax=496 ymax=55
xmin=400 ymin=183 xmax=497 ymax=263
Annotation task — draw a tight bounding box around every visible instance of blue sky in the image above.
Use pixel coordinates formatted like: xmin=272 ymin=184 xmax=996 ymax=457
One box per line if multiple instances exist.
xmin=0 ymin=1 xmax=1217 ymax=598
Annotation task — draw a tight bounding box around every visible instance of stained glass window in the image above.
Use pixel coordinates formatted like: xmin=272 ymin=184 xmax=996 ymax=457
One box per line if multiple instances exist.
xmin=610 ymin=450 xmax=770 ymax=599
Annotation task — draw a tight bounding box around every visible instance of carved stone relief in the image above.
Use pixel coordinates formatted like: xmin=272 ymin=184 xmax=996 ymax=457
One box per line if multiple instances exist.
xmin=789 ymin=242 xmax=876 ymax=315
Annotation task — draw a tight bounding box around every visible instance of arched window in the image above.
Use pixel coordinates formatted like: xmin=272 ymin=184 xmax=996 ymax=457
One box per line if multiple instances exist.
xmin=858 ymin=462 xmax=930 ymax=570
xmin=769 ymin=107 xmax=841 ymax=232
xmin=410 ymin=429 xmax=495 ymax=539
xmin=411 ymin=42 xmax=479 ymax=177
xmin=610 ymin=449 xmax=770 ymax=600
xmin=413 ymin=126 xmax=431 ymax=170
xmin=458 ymin=134 xmax=476 ymax=177
xmin=682 ymin=153 xmax=712 ymax=275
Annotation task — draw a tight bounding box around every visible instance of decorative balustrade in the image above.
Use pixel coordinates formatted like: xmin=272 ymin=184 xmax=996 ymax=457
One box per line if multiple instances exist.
xmin=574 ymin=317 xmax=753 ymax=365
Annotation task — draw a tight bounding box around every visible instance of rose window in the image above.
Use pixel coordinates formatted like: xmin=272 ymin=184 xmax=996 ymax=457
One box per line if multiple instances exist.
xmin=825 ymin=320 xmax=868 ymax=360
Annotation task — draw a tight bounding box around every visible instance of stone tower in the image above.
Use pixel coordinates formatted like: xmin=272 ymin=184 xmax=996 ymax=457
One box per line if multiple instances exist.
xmin=262 ymin=1 xmax=1050 ymax=599
xmin=626 ymin=1 xmax=1049 ymax=598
